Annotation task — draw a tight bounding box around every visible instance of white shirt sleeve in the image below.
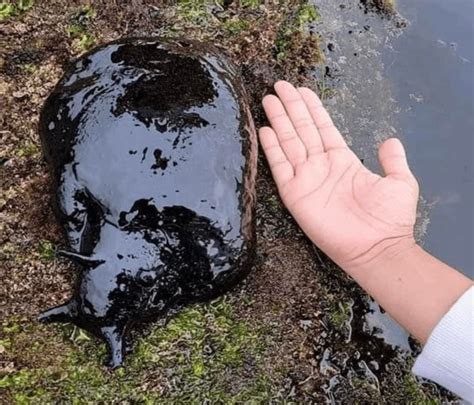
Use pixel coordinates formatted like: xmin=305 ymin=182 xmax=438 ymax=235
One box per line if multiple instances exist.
xmin=412 ymin=286 xmax=474 ymax=402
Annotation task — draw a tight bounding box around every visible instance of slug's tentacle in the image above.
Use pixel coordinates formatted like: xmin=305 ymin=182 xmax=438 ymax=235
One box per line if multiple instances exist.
xmin=101 ymin=325 xmax=126 ymax=369
xmin=38 ymin=302 xmax=73 ymax=323
xmin=57 ymin=249 xmax=105 ymax=268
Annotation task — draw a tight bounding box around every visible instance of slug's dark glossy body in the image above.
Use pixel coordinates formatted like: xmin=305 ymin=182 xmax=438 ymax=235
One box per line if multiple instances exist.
xmin=38 ymin=38 xmax=257 ymax=368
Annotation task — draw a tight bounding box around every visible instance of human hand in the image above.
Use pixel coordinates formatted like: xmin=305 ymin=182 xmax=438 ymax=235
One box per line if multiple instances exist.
xmin=259 ymin=81 xmax=419 ymax=270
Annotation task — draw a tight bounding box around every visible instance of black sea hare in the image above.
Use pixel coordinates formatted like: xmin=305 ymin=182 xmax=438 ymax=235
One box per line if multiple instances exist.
xmin=38 ymin=38 xmax=257 ymax=368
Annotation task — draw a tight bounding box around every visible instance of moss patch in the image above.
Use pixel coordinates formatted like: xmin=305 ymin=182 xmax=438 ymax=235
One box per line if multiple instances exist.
xmin=37 ymin=240 xmax=54 ymax=261
xmin=15 ymin=141 xmax=40 ymax=159
xmin=275 ymin=2 xmax=321 ymax=63
xmin=0 ymin=298 xmax=275 ymax=403
xmin=0 ymin=0 xmax=34 ymax=21
xmin=66 ymin=5 xmax=97 ymax=51
xmin=329 ymin=300 xmax=353 ymax=331
xmin=156 ymin=0 xmax=322 ymax=78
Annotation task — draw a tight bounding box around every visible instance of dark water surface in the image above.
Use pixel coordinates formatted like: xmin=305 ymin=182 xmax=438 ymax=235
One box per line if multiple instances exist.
xmin=387 ymin=0 xmax=474 ymax=277
xmin=311 ymin=0 xmax=473 ymax=361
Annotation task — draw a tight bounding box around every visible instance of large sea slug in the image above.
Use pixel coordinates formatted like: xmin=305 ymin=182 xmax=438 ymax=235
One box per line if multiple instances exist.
xmin=38 ymin=38 xmax=257 ymax=368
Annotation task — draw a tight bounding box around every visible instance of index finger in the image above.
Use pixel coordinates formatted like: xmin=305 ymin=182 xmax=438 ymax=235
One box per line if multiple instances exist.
xmin=274 ymin=81 xmax=325 ymax=156
xmin=262 ymin=94 xmax=307 ymax=167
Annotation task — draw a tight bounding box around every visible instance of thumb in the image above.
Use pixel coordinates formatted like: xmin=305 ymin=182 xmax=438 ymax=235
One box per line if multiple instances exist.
xmin=378 ymin=138 xmax=413 ymax=179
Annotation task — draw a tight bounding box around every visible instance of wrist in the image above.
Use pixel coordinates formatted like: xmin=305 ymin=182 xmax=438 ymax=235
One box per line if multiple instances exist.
xmin=339 ymin=235 xmax=419 ymax=278
xmin=338 ymin=237 xmax=472 ymax=343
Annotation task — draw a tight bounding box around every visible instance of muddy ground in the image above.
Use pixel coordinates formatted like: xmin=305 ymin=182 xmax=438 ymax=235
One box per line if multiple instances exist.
xmin=0 ymin=0 xmax=456 ymax=403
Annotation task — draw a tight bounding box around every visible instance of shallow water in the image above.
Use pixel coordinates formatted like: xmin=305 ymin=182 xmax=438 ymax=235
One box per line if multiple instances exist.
xmin=311 ymin=0 xmax=473 ymax=277
xmin=310 ymin=0 xmax=473 ymax=365
xmin=387 ymin=0 xmax=474 ymax=277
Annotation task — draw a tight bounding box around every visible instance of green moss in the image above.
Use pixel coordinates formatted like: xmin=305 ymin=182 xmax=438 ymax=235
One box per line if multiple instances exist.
xmin=15 ymin=0 xmax=32 ymax=12
xmin=222 ymin=18 xmax=250 ymax=35
xmin=0 ymin=0 xmax=33 ymax=20
xmin=0 ymin=4 xmax=16 ymax=20
xmin=128 ymin=298 xmax=272 ymax=402
xmin=1 ymin=298 xmax=274 ymax=402
xmin=0 ymin=338 xmax=12 ymax=352
xmin=239 ymin=0 xmax=263 ymax=8
xmin=66 ymin=24 xmax=83 ymax=37
xmin=176 ymin=0 xmax=219 ymax=24
xmin=318 ymin=78 xmax=336 ymax=100
xmin=19 ymin=63 xmax=38 ymax=75
xmin=350 ymin=376 xmax=381 ymax=401
xmin=2 ymin=318 xmax=21 ymax=335
xmin=77 ymin=4 xmax=96 ymax=19
xmin=66 ymin=26 xmax=96 ymax=51
xmin=319 ymin=86 xmax=336 ymax=100
xmin=296 ymin=3 xmax=320 ymax=26
xmin=264 ymin=194 xmax=282 ymax=216
xmin=159 ymin=0 xmax=322 ymax=77
xmin=66 ymin=23 xmax=96 ymax=51
xmin=0 ymin=370 xmax=37 ymax=390
xmin=275 ymin=2 xmax=321 ymax=63
xmin=77 ymin=33 xmax=96 ymax=51
xmin=0 ymin=242 xmax=18 ymax=261
xmin=16 ymin=141 xmax=40 ymax=158
xmin=37 ymin=240 xmax=55 ymax=261
xmin=67 ymin=5 xmax=97 ymax=51
xmin=329 ymin=300 xmax=353 ymax=330
xmin=402 ymin=374 xmax=439 ymax=404
xmin=132 ymin=297 xmax=264 ymax=368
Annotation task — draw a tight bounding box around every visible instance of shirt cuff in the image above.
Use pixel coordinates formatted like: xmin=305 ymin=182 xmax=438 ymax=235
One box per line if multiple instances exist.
xmin=412 ymin=286 xmax=474 ymax=402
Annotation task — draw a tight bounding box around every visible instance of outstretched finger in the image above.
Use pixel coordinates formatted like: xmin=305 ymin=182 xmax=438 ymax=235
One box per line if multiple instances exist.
xmin=297 ymin=87 xmax=348 ymax=151
xmin=259 ymin=126 xmax=294 ymax=189
xmin=262 ymin=94 xmax=307 ymax=167
xmin=274 ymin=81 xmax=324 ymax=156
xmin=378 ymin=138 xmax=414 ymax=180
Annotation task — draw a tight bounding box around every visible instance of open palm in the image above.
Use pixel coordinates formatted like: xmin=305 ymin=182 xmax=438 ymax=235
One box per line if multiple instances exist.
xmin=259 ymin=81 xmax=419 ymax=267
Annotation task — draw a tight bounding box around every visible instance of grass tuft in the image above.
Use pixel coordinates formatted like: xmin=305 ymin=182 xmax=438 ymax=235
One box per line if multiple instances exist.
xmin=16 ymin=141 xmax=40 ymax=159
xmin=275 ymin=2 xmax=321 ymax=63
xmin=67 ymin=5 xmax=97 ymax=51
xmin=222 ymin=18 xmax=250 ymax=35
xmin=37 ymin=240 xmax=54 ymax=261
xmin=329 ymin=300 xmax=353 ymax=330
xmin=0 ymin=0 xmax=33 ymax=20
xmin=176 ymin=0 xmax=219 ymax=24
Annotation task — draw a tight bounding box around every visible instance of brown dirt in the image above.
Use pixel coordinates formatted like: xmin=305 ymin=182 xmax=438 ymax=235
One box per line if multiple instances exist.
xmin=0 ymin=0 xmax=326 ymax=401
